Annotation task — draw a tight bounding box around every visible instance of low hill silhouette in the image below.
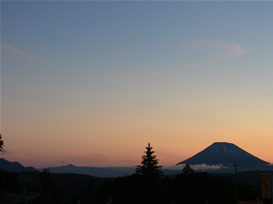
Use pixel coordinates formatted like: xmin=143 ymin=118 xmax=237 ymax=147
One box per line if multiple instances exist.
xmin=0 ymin=158 xmax=37 ymax=172
xmin=44 ymin=164 xmax=136 ymax=177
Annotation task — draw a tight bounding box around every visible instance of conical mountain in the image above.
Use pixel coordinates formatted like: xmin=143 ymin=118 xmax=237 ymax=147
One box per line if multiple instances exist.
xmin=177 ymin=142 xmax=270 ymax=167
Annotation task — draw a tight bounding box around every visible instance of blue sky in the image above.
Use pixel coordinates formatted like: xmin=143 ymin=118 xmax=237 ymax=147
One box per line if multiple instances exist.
xmin=1 ymin=1 xmax=273 ymax=167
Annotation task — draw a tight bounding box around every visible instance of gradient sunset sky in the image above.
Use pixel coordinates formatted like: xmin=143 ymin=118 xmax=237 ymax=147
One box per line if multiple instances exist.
xmin=1 ymin=1 xmax=273 ymax=168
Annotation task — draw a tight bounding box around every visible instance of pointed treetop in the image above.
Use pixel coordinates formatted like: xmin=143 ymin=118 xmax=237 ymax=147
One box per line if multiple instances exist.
xmin=136 ymin=143 xmax=163 ymax=179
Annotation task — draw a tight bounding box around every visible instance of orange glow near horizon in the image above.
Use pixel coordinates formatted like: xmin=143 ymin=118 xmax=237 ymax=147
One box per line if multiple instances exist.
xmin=2 ymin=2 xmax=273 ymax=170
xmin=2 ymin=117 xmax=273 ymax=168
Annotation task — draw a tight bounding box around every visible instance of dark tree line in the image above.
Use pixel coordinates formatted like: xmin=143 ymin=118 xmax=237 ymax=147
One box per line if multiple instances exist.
xmin=0 ymin=168 xmax=70 ymax=204
xmin=34 ymin=168 xmax=70 ymax=204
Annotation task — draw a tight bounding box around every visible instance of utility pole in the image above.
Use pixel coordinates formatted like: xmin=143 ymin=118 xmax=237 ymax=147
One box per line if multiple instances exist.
xmin=233 ymin=164 xmax=241 ymax=204
xmin=18 ymin=169 xmax=30 ymax=204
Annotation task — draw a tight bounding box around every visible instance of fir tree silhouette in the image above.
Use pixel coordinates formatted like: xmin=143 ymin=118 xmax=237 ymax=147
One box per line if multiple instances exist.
xmin=136 ymin=143 xmax=163 ymax=179
xmin=136 ymin=143 xmax=163 ymax=204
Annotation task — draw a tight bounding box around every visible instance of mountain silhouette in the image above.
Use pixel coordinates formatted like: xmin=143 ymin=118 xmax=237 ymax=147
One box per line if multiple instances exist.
xmin=0 ymin=158 xmax=37 ymax=172
xmin=45 ymin=164 xmax=136 ymax=177
xmin=177 ymin=142 xmax=270 ymax=167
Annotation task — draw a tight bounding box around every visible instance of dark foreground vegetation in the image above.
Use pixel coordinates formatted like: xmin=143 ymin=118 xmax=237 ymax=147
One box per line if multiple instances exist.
xmin=0 ymin=143 xmax=267 ymax=204
xmin=0 ymin=168 xmax=263 ymax=204
xmin=0 ymin=168 xmax=111 ymax=204
xmin=91 ymin=171 xmax=261 ymax=204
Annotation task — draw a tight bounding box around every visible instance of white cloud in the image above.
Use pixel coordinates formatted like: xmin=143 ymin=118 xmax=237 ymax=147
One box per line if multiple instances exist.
xmin=0 ymin=43 xmax=35 ymax=61
xmin=0 ymin=149 xmax=14 ymax=155
xmin=188 ymin=41 xmax=244 ymax=57
xmin=198 ymin=41 xmax=244 ymax=60
xmin=153 ymin=41 xmax=244 ymax=75
xmin=175 ymin=163 xmax=229 ymax=171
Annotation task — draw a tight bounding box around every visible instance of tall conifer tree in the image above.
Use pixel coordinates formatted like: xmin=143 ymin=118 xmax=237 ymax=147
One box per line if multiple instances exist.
xmin=136 ymin=143 xmax=163 ymax=179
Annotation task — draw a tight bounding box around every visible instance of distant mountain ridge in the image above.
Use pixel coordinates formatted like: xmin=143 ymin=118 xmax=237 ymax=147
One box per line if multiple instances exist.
xmin=177 ymin=142 xmax=270 ymax=168
xmin=44 ymin=164 xmax=136 ymax=177
xmin=2 ymin=142 xmax=271 ymax=176
xmin=0 ymin=158 xmax=182 ymax=177
xmin=0 ymin=158 xmax=37 ymax=172
xmin=45 ymin=164 xmax=184 ymax=177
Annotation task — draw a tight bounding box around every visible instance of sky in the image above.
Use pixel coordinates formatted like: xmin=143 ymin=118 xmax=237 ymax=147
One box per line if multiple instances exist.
xmin=1 ymin=1 xmax=273 ymax=169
